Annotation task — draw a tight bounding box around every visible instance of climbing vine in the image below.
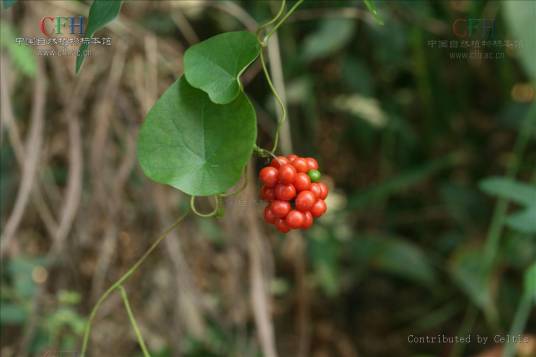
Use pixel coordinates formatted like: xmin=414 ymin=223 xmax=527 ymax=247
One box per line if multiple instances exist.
xmin=78 ymin=1 xmax=306 ymax=356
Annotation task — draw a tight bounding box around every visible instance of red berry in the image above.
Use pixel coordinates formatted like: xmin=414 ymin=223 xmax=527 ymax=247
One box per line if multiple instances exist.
xmin=310 ymin=199 xmax=327 ymax=217
xmin=293 ymin=173 xmax=311 ymax=191
xmin=292 ymin=158 xmax=309 ymax=173
xmin=309 ymin=183 xmax=322 ymax=198
xmin=307 ymin=169 xmax=321 ymax=182
xmin=305 ymin=158 xmax=318 ymax=170
xmin=278 ymin=164 xmax=297 ymax=184
xmin=270 ymin=200 xmax=291 ymax=218
xmin=295 ymin=190 xmax=316 ymax=212
xmin=302 ymin=211 xmax=313 ymax=229
xmin=274 ymin=183 xmax=296 ymax=201
xmin=259 ymin=167 xmax=278 ymax=187
xmin=318 ymin=182 xmax=329 ymax=200
xmin=263 ymin=206 xmax=276 ymax=224
xmin=271 ymin=156 xmax=289 ymax=169
xmin=287 ymin=154 xmax=298 ymax=162
xmin=286 ymin=210 xmax=305 ymax=229
xmin=260 ymin=186 xmax=275 ymax=201
xmin=275 ymin=218 xmax=290 ymax=233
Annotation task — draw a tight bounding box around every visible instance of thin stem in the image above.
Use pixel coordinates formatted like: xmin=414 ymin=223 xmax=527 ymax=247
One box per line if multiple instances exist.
xmin=254 ymin=145 xmax=278 ymax=160
xmin=80 ymin=210 xmax=189 ymax=357
xmin=119 ymin=285 xmax=151 ymax=357
xmin=255 ymin=0 xmax=304 ymax=155
xmin=259 ymin=48 xmax=286 ymax=154
xmin=256 ymin=0 xmax=287 ymax=45
xmin=264 ymin=0 xmax=304 ymax=43
xmin=190 ymin=195 xmax=221 ymax=217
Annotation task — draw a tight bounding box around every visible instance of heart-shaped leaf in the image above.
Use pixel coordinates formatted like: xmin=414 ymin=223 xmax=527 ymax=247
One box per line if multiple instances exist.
xmin=137 ymin=77 xmax=256 ymax=196
xmin=184 ymin=31 xmax=260 ymax=104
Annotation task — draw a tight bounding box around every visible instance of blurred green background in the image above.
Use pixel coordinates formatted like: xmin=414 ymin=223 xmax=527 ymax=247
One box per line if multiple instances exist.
xmin=1 ymin=1 xmax=535 ymax=356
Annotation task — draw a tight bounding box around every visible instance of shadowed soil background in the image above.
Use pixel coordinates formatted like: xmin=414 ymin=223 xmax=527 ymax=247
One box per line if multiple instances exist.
xmin=1 ymin=1 xmax=535 ymax=357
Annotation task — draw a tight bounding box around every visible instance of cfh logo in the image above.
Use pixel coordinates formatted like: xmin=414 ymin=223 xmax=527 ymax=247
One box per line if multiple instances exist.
xmin=452 ymin=18 xmax=496 ymax=38
xmin=39 ymin=16 xmax=85 ymax=37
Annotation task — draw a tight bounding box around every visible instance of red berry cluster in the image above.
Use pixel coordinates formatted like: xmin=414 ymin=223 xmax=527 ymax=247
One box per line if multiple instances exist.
xmin=259 ymin=154 xmax=328 ymax=233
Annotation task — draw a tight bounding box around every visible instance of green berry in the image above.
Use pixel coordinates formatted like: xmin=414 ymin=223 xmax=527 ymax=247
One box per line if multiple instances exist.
xmin=307 ymin=169 xmax=321 ymax=182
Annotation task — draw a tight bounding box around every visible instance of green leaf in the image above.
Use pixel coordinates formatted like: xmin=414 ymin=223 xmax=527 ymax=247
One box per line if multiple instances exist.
xmin=58 ymin=290 xmax=82 ymax=305
xmin=502 ymin=232 xmax=536 ymax=268
xmin=332 ymin=94 xmax=386 ymax=127
xmin=0 ymin=21 xmax=36 ymax=77
xmin=2 ymin=0 xmax=16 ymax=9
xmin=479 ymin=176 xmax=536 ymax=207
xmin=525 ymin=262 xmax=536 ymax=301
xmin=506 ymin=206 xmax=536 ymax=233
xmin=7 ymin=257 xmax=47 ymax=298
xmin=184 ymin=31 xmax=260 ymax=104
xmin=137 ymin=77 xmax=256 ymax=196
xmin=351 ymin=236 xmax=436 ymax=286
xmin=308 ymin=230 xmax=340 ymax=296
xmin=76 ymin=0 xmax=123 ymax=74
xmin=0 ymin=303 xmax=26 ymax=324
xmin=363 ymin=0 xmax=384 ymax=26
xmin=302 ymin=19 xmax=355 ymax=61
xmin=503 ymin=1 xmax=536 ymax=82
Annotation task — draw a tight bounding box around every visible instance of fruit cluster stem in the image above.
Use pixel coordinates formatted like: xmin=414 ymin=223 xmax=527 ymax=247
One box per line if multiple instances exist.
xmin=256 ymin=0 xmax=304 ymax=155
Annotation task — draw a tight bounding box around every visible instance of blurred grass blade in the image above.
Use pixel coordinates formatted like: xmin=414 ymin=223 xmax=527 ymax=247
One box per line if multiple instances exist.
xmin=76 ymin=0 xmax=123 ymax=74
xmin=309 ymin=232 xmax=340 ymax=296
xmin=0 ymin=21 xmax=36 ymax=77
xmin=351 ymin=236 xmax=437 ymax=286
xmin=482 ymin=103 xmax=536 ymax=274
xmin=348 ymin=152 xmax=462 ymax=209
xmin=302 ymin=19 xmax=355 ymax=61
xmin=413 ymin=303 xmax=461 ymax=331
xmin=448 ymin=246 xmax=496 ymax=323
xmin=363 ymin=0 xmax=384 ymax=25
xmin=503 ymin=263 xmax=536 ymax=357
xmin=503 ymin=1 xmax=536 ymax=82
xmin=505 ymin=206 xmax=536 ymax=234
xmin=480 ymin=177 xmax=536 ymax=207
xmin=332 ymin=94 xmax=386 ymax=127
xmin=526 ymin=263 xmax=536 ymax=301
xmin=450 ymin=253 xmax=489 ymax=309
